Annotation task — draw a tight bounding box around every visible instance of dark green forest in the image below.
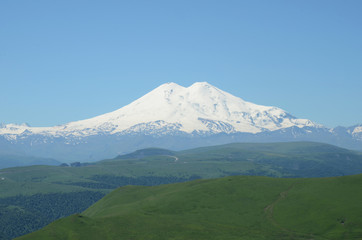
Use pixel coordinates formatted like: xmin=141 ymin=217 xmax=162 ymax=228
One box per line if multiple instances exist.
xmin=0 ymin=191 xmax=104 ymax=240
xmin=0 ymin=175 xmax=201 ymax=240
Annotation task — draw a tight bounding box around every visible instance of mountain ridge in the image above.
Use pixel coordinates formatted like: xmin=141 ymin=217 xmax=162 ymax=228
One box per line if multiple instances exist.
xmin=0 ymin=82 xmax=361 ymax=161
xmin=0 ymin=82 xmax=321 ymax=137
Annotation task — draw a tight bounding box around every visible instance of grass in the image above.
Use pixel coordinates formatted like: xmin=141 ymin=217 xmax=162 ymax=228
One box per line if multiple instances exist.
xmin=1 ymin=141 xmax=362 ymax=198
xmin=2 ymin=141 xmax=362 ymax=239
xmin=17 ymin=174 xmax=362 ymax=240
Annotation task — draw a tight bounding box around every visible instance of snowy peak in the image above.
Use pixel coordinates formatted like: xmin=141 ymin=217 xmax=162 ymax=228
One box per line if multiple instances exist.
xmin=88 ymin=81 xmax=318 ymax=133
xmin=1 ymin=82 xmax=323 ymax=137
xmin=2 ymin=82 xmax=361 ymax=163
xmin=352 ymin=125 xmax=362 ymax=134
xmin=0 ymin=123 xmax=33 ymax=135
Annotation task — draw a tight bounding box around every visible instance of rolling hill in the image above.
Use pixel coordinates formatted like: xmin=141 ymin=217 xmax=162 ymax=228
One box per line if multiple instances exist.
xmin=16 ymin=174 xmax=362 ymax=240
xmin=0 ymin=154 xmax=60 ymax=170
xmin=1 ymin=141 xmax=362 ymax=239
xmin=2 ymin=141 xmax=362 ymax=198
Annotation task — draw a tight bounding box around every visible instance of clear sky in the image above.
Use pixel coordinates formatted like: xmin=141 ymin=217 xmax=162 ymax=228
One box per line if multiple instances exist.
xmin=1 ymin=0 xmax=361 ymax=128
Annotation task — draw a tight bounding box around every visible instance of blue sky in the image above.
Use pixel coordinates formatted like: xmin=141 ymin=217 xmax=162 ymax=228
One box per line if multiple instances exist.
xmin=1 ymin=0 xmax=361 ymax=128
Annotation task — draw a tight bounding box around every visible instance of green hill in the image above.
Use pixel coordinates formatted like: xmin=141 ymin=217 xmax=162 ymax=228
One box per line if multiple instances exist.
xmin=115 ymin=147 xmax=176 ymax=159
xmin=2 ymin=141 xmax=361 ymax=198
xmin=2 ymin=141 xmax=362 ymax=198
xmin=109 ymin=141 xmax=362 ymax=178
xmin=2 ymin=141 xmax=362 ymax=239
xmin=17 ymin=174 xmax=362 ymax=240
xmin=0 ymin=154 xmax=60 ymax=170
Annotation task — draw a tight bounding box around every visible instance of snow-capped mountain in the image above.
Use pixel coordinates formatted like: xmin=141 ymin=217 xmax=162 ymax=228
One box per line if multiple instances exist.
xmin=0 ymin=82 xmax=321 ymax=138
xmin=0 ymin=82 xmax=360 ymax=162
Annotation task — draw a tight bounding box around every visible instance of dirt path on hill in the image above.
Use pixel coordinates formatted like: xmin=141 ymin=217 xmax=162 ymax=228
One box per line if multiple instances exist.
xmin=164 ymin=155 xmax=179 ymax=162
xmin=264 ymin=183 xmax=295 ymax=227
xmin=264 ymin=183 xmax=326 ymax=240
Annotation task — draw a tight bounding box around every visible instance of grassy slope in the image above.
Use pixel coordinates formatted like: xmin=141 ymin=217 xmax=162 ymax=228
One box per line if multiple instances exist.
xmin=1 ymin=141 xmax=362 ymax=197
xmin=4 ymin=141 xmax=362 ymax=240
xmin=17 ymin=174 xmax=362 ymax=240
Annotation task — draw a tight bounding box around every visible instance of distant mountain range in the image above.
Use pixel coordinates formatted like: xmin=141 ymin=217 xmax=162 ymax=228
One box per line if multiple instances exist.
xmin=1 ymin=82 xmax=361 ymax=162
xmin=0 ymin=154 xmax=60 ymax=169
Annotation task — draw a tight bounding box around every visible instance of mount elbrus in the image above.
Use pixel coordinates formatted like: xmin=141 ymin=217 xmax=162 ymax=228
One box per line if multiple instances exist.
xmin=1 ymin=82 xmax=361 ymax=162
